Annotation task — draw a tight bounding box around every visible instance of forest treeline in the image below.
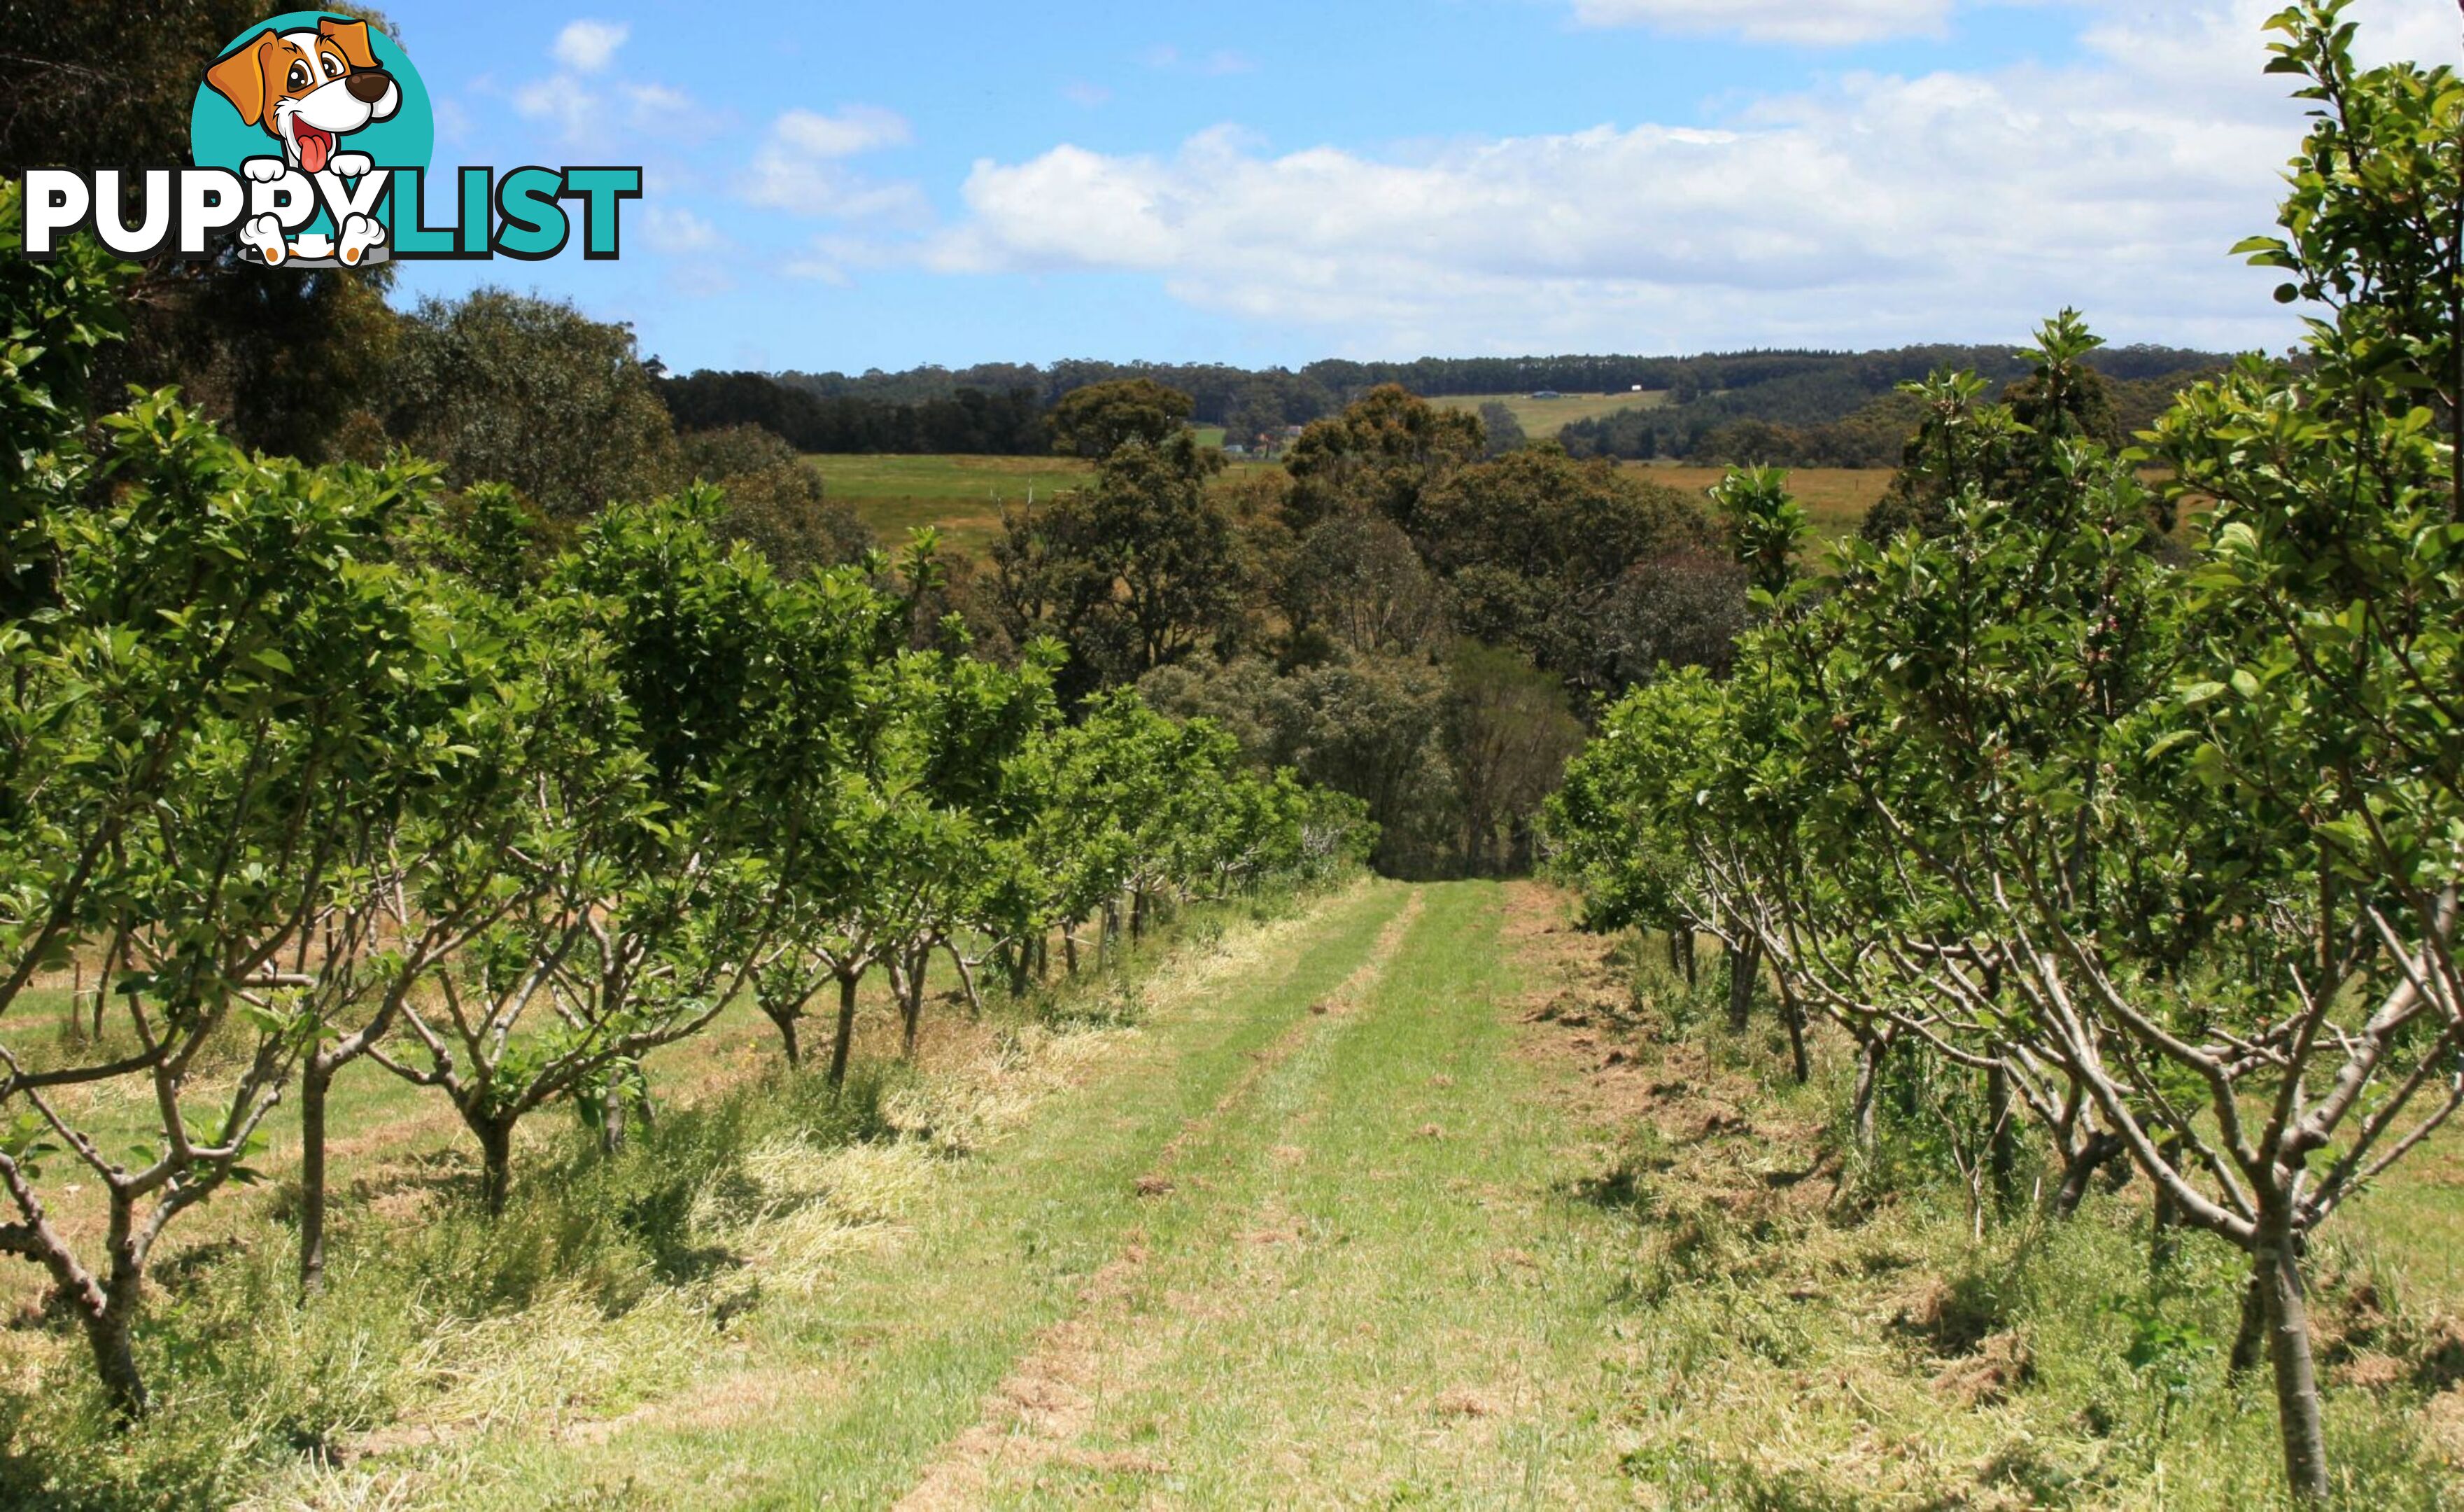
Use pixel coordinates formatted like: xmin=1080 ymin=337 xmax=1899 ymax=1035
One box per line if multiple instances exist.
xmin=660 ymin=341 xmax=2230 ymax=461
xmin=1547 ymin=6 xmax=2461 ymax=1502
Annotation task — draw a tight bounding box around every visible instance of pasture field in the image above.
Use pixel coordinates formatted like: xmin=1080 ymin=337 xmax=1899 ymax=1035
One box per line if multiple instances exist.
xmin=805 ymin=454 xmax=1099 ymax=554
xmin=805 ymin=453 xmax=1284 ymax=555
xmin=7 ymin=882 xmax=2459 ymax=1507
xmin=1431 ymin=389 xmax=1672 ymax=435
xmin=1631 ymin=461 xmax=1891 ymax=540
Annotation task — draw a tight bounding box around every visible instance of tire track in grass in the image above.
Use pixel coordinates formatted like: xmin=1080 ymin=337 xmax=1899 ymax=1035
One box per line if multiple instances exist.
xmin=959 ymin=882 xmax=1638 ymax=1506
xmin=892 ymin=888 xmax=1428 ymax=1511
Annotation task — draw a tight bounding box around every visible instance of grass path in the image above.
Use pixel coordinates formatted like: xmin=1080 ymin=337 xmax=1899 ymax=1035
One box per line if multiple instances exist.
xmin=435 ymin=879 xmax=1639 ymax=1508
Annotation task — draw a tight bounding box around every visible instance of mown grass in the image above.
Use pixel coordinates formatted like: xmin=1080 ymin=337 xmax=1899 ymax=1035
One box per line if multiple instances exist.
xmin=0 ymin=890 xmax=1358 ymax=1511
xmin=1567 ymin=924 xmax=2464 ymax=1510
xmin=22 ymin=881 xmax=2448 ymax=1506
xmin=422 ymin=881 xmax=1414 ymax=1508
xmin=961 ymin=881 xmax=1642 ymax=1504
xmin=803 ymin=454 xmax=1098 ymax=555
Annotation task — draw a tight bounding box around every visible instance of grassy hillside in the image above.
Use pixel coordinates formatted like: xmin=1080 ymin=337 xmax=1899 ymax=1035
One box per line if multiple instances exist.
xmin=1626 ymin=462 xmax=1891 ymax=542
xmin=1432 ymin=390 xmax=1671 ymax=434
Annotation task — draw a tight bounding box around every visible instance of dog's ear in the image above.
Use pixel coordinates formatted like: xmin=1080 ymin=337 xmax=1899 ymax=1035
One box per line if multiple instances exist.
xmin=318 ymin=18 xmax=381 ymax=70
xmin=204 ymin=31 xmax=277 ymax=127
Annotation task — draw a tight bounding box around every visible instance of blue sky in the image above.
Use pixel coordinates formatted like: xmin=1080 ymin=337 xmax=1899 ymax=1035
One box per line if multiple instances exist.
xmin=376 ymin=1 xmax=2456 ymax=374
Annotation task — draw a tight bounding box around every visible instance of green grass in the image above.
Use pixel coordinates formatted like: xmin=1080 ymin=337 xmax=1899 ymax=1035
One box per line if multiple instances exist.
xmin=804 ymin=454 xmax=1099 ymax=554
xmin=1432 ymin=391 xmax=1671 ymax=435
xmin=10 ymin=886 xmax=2461 ymax=1507
xmin=957 ymin=881 xmax=1635 ymax=1505
xmin=414 ymin=881 xmax=1425 ymax=1507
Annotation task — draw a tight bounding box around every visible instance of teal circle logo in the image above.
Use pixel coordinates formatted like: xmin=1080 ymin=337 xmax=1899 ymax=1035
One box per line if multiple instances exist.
xmin=188 ymin=13 xmax=433 ymax=265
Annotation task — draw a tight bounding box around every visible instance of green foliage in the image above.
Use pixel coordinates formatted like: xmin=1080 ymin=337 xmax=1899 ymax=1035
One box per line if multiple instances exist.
xmin=1549 ymin=6 xmax=2461 ymax=1498
xmin=679 ymin=424 xmax=876 ymax=576
xmin=1046 ymin=378 xmax=1197 ymax=459
xmin=0 ymin=206 xmax=1359 ymax=1429
xmin=388 ymin=289 xmax=682 ymax=518
xmin=1281 ymin=384 xmax=1485 ymax=533
xmin=992 ymin=408 xmax=1246 ymax=696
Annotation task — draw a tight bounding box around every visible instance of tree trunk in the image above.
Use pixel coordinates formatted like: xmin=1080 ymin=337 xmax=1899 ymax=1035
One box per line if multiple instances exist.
xmin=1130 ymin=889 xmax=1147 ymax=943
xmin=1985 ymin=1064 xmax=2018 ymax=1209
xmin=1850 ymin=1032 xmax=1886 ymax=1154
xmin=2148 ymin=1135 xmax=2185 ymax=1275
xmin=1680 ymin=929 xmax=1697 ymax=990
xmin=1726 ymin=937 xmax=1760 ymax=1033
xmin=80 ymin=1295 xmax=145 ymax=1420
xmin=299 ymin=1057 xmax=334 ymax=1297
xmin=599 ymin=1067 xmax=627 ymax=1156
xmin=828 ymin=971 xmax=861 ymax=1089
xmin=477 ymin=1118 xmax=513 ymax=1218
xmin=945 ymin=941 xmax=983 ymax=1018
xmin=2258 ymin=1220 xmax=2330 ymax=1501
xmin=772 ymin=1010 xmax=802 ymax=1067
xmin=1781 ymin=988 xmax=1810 ymax=1085
xmin=900 ymin=950 xmax=927 ymax=1057
xmin=1062 ymin=925 xmax=1079 ymax=976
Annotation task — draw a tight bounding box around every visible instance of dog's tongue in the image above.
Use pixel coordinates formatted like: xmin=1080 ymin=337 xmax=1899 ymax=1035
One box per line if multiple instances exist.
xmin=298 ymin=126 xmax=332 ymax=174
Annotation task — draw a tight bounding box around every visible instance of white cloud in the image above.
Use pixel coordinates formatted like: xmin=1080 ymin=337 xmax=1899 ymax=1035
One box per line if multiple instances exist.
xmin=1570 ymin=0 xmax=1954 ymax=46
xmin=553 ymin=19 xmax=629 ymax=74
xmin=624 ymin=82 xmax=693 ymax=132
xmin=738 ymin=107 xmax=926 ymax=221
xmin=769 ymin=105 xmax=913 ymax=159
xmin=513 ymin=74 xmax=596 ymax=139
xmin=509 ymin=26 xmax=696 ymax=147
xmin=910 ymin=1 xmax=2442 ymax=354
xmin=643 ymin=205 xmax=726 ymax=255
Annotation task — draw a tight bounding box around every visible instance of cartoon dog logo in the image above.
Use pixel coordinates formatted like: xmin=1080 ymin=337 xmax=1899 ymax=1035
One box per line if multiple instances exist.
xmin=203 ymin=19 xmax=400 ymax=266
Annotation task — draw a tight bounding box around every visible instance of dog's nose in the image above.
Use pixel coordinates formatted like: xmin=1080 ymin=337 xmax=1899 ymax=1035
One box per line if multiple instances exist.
xmin=346 ymin=69 xmax=393 ymax=104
